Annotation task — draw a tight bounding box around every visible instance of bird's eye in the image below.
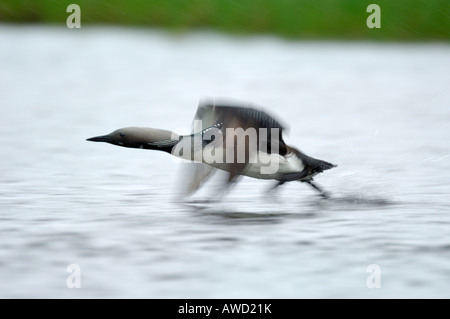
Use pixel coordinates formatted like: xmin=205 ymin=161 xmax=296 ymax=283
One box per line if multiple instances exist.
xmin=120 ymin=133 xmax=125 ymax=137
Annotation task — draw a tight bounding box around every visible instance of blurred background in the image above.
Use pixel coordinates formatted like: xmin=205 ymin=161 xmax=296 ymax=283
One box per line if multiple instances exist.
xmin=1 ymin=0 xmax=449 ymax=40
xmin=1 ymin=0 xmax=449 ymax=298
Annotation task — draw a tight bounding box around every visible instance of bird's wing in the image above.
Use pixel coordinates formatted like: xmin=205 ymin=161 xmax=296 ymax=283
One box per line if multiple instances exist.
xmin=177 ymin=162 xmax=217 ymax=198
xmin=177 ymin=100 xmax=221 ymax=198
xmin=180 ymin=98 xmax=290 ymax=199
xmin=196 ymin=97 xmax=289 ymax=156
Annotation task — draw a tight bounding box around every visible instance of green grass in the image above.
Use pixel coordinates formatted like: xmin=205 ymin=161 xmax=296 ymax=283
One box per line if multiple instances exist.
xmin=0 ymin=0 xmax=449 ymax=40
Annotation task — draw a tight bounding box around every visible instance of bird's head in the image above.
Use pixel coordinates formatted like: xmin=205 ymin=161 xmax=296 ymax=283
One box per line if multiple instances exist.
xmin=87 ymin=127 xmax=178 ymax=149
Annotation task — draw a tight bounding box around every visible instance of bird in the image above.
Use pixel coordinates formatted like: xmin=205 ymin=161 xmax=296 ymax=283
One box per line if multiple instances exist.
xmin=87 ymin=98 xmax=336 ymax=199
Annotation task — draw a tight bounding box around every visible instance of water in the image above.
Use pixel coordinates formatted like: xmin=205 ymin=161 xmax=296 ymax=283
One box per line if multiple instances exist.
xmin=1 ymin=25 xmax=449 ymax=298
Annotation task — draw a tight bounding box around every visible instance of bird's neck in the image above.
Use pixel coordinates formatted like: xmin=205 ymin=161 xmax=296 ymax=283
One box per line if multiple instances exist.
xmin=130 ymin=128 xmax=181 ymax=154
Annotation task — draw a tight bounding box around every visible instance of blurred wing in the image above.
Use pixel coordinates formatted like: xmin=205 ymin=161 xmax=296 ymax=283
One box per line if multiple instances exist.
xmin=197 ymin=97 xmax=289 ymax=156
xmin=180 ymin=97 xmax=290 ymax=199
xmin=177 ymin=100 xmax=220 ymax=198
xmin=178 ymin=162 xmax=217 ymax=198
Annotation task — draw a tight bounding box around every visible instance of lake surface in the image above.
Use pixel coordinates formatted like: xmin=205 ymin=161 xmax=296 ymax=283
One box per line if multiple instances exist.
xmin=0 ymin=25 xmax=449 ymax=298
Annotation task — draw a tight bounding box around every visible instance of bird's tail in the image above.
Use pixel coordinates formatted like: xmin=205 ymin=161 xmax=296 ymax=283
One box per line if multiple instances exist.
xmin=299 ymin=153 xmax=337 ymax=173
xmin=312 ymin=158 xmax=336 ymax=172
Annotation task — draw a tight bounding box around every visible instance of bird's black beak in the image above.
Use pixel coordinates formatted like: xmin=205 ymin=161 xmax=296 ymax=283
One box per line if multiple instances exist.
xmin=86 ymin=135 xmax=116 ymax=144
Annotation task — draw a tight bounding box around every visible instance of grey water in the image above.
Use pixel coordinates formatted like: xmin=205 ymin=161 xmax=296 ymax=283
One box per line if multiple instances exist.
xmin=1 ymin=25 xmax=449 ymax=298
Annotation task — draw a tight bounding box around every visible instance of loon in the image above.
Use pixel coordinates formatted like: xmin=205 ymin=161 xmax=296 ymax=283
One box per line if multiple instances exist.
xmin=87 ymin=98 xmax=336 ymax=198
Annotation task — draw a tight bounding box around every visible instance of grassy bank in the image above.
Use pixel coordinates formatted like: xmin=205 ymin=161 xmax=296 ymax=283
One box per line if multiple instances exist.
xmin=0 ymin=0 xmax=449 ymax=40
